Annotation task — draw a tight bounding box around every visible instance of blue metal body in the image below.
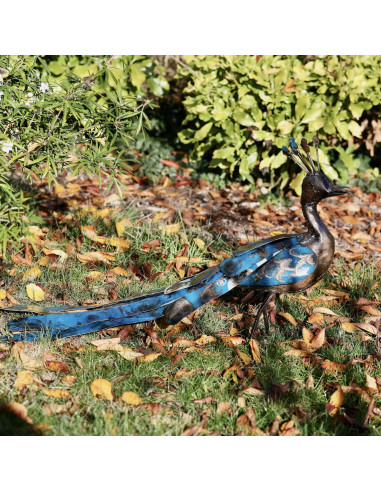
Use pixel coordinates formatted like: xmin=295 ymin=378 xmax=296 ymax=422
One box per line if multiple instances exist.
xmin=1 ymin=234 xmax=317 ymax=342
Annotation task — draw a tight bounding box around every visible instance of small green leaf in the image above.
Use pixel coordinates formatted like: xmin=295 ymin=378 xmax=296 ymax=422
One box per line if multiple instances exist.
xmin=130 ymin=65 xmax=146 ymax=89
xmin=194 ymin=122 xmax=213 ymax=141
xmin=233 ymin=110 xmax=255 ymax=127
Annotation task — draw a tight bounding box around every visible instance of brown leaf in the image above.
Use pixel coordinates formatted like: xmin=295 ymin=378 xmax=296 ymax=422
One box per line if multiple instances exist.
xmin=353 ymin=323 xmax=377 ymax=335
xmin=249 ymin=339 xmax=261 ymax=363
xmin=284 ymin=349 xmax=312 ymax=358
xmin=302 ymin=327 xmax=314 ymax=344
xmin=279 ymin=312 xmax=297 ymax=326
xmin=90 ymin=379 xmax=114 ymax=401
xmin=194 ymin=396 xmax=214 ymax=404
xmin=361 ymin=306 xmax=381 ymax=316
xmin=22 ymin=267 xmax=42 ymax=281
xmin=14 ymin=370 xmax=35 ymax=391
xmin=11 ymin=343 xmax=44 ymax=370
xmin=142 ymin=239 xmax=161 ymax=249
xmin=238 ymin=350 xmax=252 ymax=365
xmin=242 ymin=387 xmax=265 ymax=396
xmin=174 ymin=369 xmax=197 ymax=379
xmin=340 ymin=322 xmax=355 ymax=333
xmin=77 ymin=251 xmax=116 ymax=265
xmin=139 ymin=353 xmax=161 ymax=363
xmin=365 ymin=374 xmax=378 ymax=395
xmin=326 ymin=386 xmax=344 ymax=416
xmin=310 ymin=328 xmax=325 ymax=350
xmin=194 ymin=334 xmax=216 ymax=346
xmin=308 ymin=313 xmax=325 ymax=325
xmin=61 ymin=375 xmax=77 ymax=386
xmin=321 ymin=360 xmax=346 ymax=373
xmin=120 ymin=391 xmax=142 ymax=405
xmin=313 ymin=307 xmax=338 ymax=316
xmin=43 ymin=388 xmax=71 ymax=399
xmin=91 ymin=337 xmax=122 ymax=351
xmin=217 ymin=401 xmax=230 ymax=414
xmin=26 ymin=283 xmax=45 ymax=301
xmin=306 ymin=373 xmax=314 ymax=389
xmin=115 ymin=217 xmax=131 ymax=237
xmin=221 ymin=335 xmax=246 ymax=347
xmin=44 ymin=360 xmax=70 ymax=373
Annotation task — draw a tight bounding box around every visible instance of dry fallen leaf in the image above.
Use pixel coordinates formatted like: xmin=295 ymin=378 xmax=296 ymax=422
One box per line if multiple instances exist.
xmin=160 ymin=223 xmax=181 ymax=235
xmin=193 ymin=238 xmax=205 ymax=249
xmin=14 ymin=370 xmax=35 ymax=391
xmin=86 ymin=271 xmax=104 ymax=281
xmin=11 ymin=343 xmax=44 ymax=370
xmin=43 ymin=388 xmax=71 ymax=399
xmin=194 ymin=334 xmax=216 ymax=346
xmin=175 ymin=369 xmax=198 ymax=379
xmin=313 ymin=307 xmax=338 ymax=316
xmin=326 ymin=386 xmax=344 ymax=416
xmin=26 ymin=283 xmax=45 ymax=301
xmin=117 ymin=349 xmax=144 ymax=361
xmin=238 ymin=350 xmax=252 ymax=365
xmin=242 ymin=387 xmax=265 ymax=396
xmin=366 ymin=374 xmax=378 ymax=395
xmin=340 ymin=322 xmax=355 ymax=333
xmin=120 ymin=391 xmax=142 ymax=405
xmin=22 ymin=267 xmax=42 ymax=281
xmin=279 ymin=312 xmax=297 ymax=326
xmin=115 ymin=217 xmax=131 ymax=237
xmin=61 ymin=375 xmax=77 ymax=386
xmin=91 ymin=337 xmax=122 ymax=351
xmin=44 ymin=360 xmax=70 ymax=373
xmin=310 ymin=328 xmax=325 ymax=350
xmin=221 ymin=335 xmax=246 ymax=347
xmin=90 ymin=379 xmax=114 ymax=401
xmin=361 ymin=305 xmax=381 ymax=316
xmin=110 ymin=266 xmax=130 ymax=277
xmin=77 ymin=251 xmax=116 ymax=265
xmin=217 ymin=401 xmax=230 ymax=414
xmin=249 ymin=339 xmax=261 ymax=363
xmin=139 ymin=353 xmax=161 ymax=363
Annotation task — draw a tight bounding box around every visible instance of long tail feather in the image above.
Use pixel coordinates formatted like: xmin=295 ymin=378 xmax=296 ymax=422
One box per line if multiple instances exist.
xmin=1 ymin=235 xmax=299 ymax=342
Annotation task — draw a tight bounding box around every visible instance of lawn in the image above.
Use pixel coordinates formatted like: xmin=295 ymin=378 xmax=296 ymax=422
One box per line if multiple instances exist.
xmin=0 ymin=175 xmax=380 ymax=436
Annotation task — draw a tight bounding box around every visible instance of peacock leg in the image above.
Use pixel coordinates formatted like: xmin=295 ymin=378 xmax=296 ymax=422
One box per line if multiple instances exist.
xmin=263 ymin=310 xmax=270 ymax=332
xmin=249 ymin=293 xmax=273 ymax=339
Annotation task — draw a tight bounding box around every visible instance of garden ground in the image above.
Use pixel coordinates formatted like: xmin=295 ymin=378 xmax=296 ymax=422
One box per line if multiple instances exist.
xmin=0 ymin=168 xmax=381 ymax=436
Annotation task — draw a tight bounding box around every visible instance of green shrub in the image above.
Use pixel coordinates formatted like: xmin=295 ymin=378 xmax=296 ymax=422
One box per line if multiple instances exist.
xmin=177 ymin=55 xmax=381 ymax=192
xmin=0 ymin=55 xmax=155 ymax=255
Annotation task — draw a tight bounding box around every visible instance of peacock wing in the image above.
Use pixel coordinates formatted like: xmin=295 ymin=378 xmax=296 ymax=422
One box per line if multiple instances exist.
xmin=241 ymin=243 xmax=317 ymax=287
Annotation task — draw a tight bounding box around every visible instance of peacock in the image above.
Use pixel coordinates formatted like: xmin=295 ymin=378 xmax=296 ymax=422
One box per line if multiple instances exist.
xmin=0 ymin=136 xmax=349 ymax=342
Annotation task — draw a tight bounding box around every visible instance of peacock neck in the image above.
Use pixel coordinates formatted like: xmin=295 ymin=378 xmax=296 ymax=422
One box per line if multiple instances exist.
xmin=302 ymin=201 xmax=334 ymax=244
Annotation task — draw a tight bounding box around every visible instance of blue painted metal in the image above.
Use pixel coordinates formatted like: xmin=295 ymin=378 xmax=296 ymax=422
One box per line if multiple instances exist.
xmin=1 ymin=234 xmax=316 ymax=341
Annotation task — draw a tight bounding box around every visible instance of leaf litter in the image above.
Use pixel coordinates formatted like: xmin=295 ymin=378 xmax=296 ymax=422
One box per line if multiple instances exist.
xmin=0 ymin=164 xmax=381 ymax=435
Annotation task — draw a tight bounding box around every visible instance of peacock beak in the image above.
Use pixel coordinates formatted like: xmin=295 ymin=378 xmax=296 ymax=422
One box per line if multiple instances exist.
xmin=328 ymin=185 xmax=351 ymax=197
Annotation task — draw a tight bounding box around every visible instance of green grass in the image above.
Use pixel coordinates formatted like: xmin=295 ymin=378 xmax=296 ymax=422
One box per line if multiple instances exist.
xmin=1 ymin=206 xmax=380 ymax=436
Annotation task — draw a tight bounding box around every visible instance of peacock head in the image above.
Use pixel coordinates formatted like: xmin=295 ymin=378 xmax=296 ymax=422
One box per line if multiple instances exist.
xmin=282 ymin=136 xmax=350 ymax=206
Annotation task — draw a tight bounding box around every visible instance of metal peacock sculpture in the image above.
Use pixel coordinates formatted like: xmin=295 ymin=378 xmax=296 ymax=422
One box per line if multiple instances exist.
xmin=0 ymin=136 xmax=349 ymax=343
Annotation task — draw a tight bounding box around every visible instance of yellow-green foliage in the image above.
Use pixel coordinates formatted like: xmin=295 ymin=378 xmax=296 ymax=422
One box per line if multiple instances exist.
xmin=178 ymin=55 xmax=381 ymax=190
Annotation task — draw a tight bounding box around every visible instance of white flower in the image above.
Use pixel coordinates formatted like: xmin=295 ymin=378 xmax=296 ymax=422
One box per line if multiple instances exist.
xmin=260 ymin=186 xmax=269 ymax=195
xmin=2 ymin=141 xmax=13 ymax=153
xmin=40 ymin=82 xmax=49 ymax=93
xmin=25 ymin=92 xmax=35 ymax=106
xmin=0 ymin=91 xmax=3 ymax=101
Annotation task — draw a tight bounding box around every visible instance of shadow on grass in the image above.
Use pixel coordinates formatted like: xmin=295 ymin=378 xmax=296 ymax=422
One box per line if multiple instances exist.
xmin=0 ymin=400 xmax=39 ymax=436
